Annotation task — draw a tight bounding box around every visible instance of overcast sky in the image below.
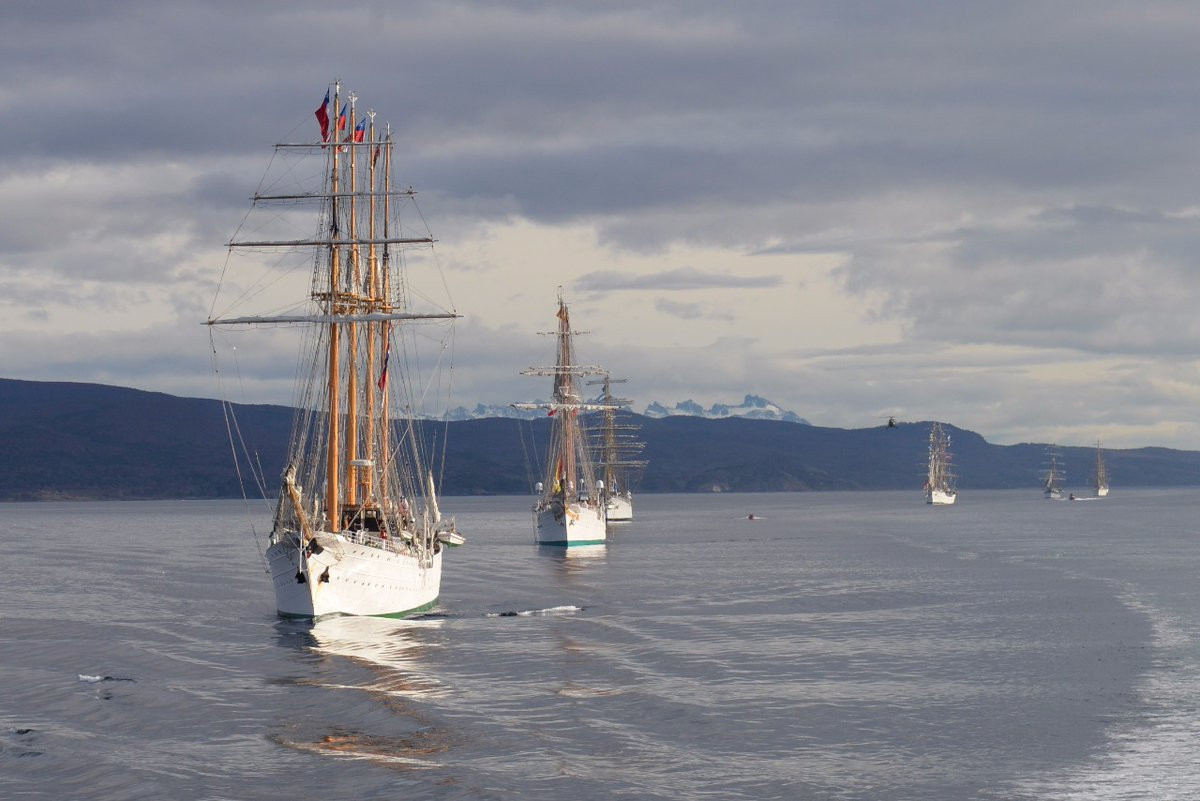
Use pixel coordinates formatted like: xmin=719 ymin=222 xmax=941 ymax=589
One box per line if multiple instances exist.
xmin=4 ymin=0 xmax=1200 ymax=449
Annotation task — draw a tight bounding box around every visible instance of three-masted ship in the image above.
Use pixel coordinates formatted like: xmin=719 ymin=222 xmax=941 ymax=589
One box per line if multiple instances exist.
xmin=514 ymin=297 xmax=614 ymax=545
xmin=1043 ymin=446 xmax=1065 ymax=499
xmin=208 ymin=83 xmax=461 ymax=617
xmin=924 ymin=422 xmax=958 ymax=505
xmin=587 ymin=374 xmax=647 ymax=522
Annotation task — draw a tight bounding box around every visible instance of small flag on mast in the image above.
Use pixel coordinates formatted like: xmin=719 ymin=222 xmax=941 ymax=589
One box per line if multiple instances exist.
xmin=315 ymin=89 xmax=330 ymax=142
xmin=378 ymin=341 xmax=391 ymax=391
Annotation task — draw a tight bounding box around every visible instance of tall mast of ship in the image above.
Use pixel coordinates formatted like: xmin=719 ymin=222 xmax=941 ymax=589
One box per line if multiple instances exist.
xmin=207 ymin=83 xmax=458 ymax=532
xmin=600 ymin=375 xmax=616 ymax=490
xmin=378 ymin=124 xmax=393 ymax=500
xmin=555 ymin=298 xmax=578 ymax=494
xmin=326 ymin=81 xmax=343 ymax=528
xmin=363 ymin=109 xmax=379 ymax=504
xmin=344 ymin=91 xmax=361 ymax=513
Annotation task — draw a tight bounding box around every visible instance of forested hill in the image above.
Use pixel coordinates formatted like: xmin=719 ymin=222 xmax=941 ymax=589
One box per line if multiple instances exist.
xmin=3 ymin=378 xmax=1199 ymax=500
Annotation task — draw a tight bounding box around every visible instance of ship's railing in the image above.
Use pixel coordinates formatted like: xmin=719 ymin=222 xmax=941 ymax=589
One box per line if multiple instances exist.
xmin=341 ymin=527 xmax=420 ymax=555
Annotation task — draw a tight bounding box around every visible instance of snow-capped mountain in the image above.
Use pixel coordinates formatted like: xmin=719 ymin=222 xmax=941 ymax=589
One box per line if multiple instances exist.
xmin=643 ymin=395 xmax=809 ymax=424
xmin=438 ymin=394 xmax=809 ymax=424
xmin=440 ymin=403 xmax=546 ymax=421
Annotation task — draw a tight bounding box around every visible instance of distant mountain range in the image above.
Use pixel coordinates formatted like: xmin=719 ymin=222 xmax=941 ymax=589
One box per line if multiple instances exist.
xmin=642 ymin=394 xmax=809 ymax=424
xmin=3 ymin=377 xmax=1200 ymax=500
xmin=442 ymin=393 xmax=809 ymax=423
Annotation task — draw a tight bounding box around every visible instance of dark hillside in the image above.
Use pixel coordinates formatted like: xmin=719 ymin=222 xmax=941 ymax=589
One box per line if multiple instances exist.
xmin=2 ymin=378 xmax=1198 ymax=500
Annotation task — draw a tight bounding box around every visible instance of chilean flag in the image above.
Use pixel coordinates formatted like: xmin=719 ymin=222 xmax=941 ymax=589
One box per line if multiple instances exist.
xmin=315 ymin=89 xmax=330 ymax=142
xmin=337 ymin=103 xmax=348 ymax=131
xmin=378 ymin=342 xmax=391 ymax=391
xmin=351 ymin=118 xmax=366 ymax=143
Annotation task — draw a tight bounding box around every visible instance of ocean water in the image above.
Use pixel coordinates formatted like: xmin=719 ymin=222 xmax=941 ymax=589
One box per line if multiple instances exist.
xmin=1 ymin=489 xmax=1198 ymax=800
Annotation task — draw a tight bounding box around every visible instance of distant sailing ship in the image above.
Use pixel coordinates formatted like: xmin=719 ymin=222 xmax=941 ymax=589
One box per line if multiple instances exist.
xmin=924 ymin=422 xmax=957 ymax=505
xmin=1043 ymin=446 xmax=1065 ymax=499
xmin=514 ymin=297 xmax=614 ymax=546
xmin=208 ymin=82 xmax=462 ymax=617
xmin=1093 ymin=441 xmax=1110 ymax=497
xmin=587 ymin=374 xmax=647 ymax=522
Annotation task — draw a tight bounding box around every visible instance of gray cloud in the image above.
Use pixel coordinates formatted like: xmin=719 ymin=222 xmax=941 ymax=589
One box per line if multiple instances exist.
xmin=654 ymin=299 xmax=735 ymax=321
xmin=576 ymin=266 xmax=781 ymax=293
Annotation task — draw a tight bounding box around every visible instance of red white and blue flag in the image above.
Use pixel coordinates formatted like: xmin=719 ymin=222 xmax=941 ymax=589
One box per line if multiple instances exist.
xmin=315 ymin=89 xmax=330 ymax=142
xmin=378 ymin=341 xmax=391 ymax=391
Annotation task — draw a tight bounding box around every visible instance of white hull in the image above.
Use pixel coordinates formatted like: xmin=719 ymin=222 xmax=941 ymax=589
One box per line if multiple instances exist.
xmin=1045 ymin=488 xmax=1063 ymax=500
xmin=535 ymin=501 xmax=607 ymax=546
xmin=926 ymin=488 xmax=957 ymax=505
xmin=605 ymin=494 xmax=633 ymax=522
xmin=266 ymin=532 xmax=441 ymax=618
xmin=1096 ymin=485 xmax=1109 ymax=497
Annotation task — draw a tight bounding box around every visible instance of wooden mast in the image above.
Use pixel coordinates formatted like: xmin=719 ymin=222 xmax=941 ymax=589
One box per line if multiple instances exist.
xmin=601 ymin=376 xmax=616 ymax=491
xmin=379 ymin=125 xmax=393 ymax=504
xmin=326 ymin=82 xmax=343 ymax=530
xmin=363 ymin=110 xmax=379 ymax=503
xmin=344 ymin=93 xmax=361 ymax=511
xmin=557 ymin=300 xmax=577 ymax=497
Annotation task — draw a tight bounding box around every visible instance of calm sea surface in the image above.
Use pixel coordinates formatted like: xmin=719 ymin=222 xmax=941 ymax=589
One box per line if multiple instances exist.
xmin=1 ymin=489 xmax=1198 ymax=800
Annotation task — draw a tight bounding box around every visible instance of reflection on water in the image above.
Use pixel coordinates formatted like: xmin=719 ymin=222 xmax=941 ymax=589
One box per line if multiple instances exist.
xmin=276 ymin=729 xmax=446 ymax=769
xmin=538 ymin=544 xmax=606 ymax=580
xmin=273 ymin=615 xmax=450 ymax=768
xmin=308 ymin=615 xmax=447 ymax=698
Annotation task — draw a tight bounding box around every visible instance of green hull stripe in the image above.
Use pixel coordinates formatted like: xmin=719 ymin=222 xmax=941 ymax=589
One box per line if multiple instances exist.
xmin=379 ymin=597 xmax=439 ymax=619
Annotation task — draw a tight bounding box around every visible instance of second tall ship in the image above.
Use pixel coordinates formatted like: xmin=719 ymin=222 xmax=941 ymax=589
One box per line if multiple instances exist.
xmin=515 ymin=297 xmax=615 ymax=546
xmin=587 ymin=374 xmax=647 ymax=522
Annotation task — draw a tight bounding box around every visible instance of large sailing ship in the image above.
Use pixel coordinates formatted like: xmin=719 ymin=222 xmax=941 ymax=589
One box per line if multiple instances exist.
xmin=1043 ymin=446 xmax=1065 ymax=499
xmin=924 ymin=422 xmax=957 ymax=505
xmin=1093 ymin=440 xmax=1110 ymax=497
xmin=207 ymin=83 xmax=462 ymax=617
xmin=514 ymin=297 xmax=612 ymax=546
xmin=587 ymin=374 xmax=647 ymax=522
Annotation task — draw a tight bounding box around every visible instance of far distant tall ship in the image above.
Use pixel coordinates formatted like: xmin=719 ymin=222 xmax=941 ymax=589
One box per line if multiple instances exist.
xmin=587 ymin=374 xmax=647 ymax=523
xmin=1043 ymin=446 xmax=1065 ymax=499
xmin=514 ymin=296 xmax=614 ymax=546
xmin=924 ymin=422 xmax=957 ymax=505
xmin=1093 ymin=441 xmax=1110 ymax=497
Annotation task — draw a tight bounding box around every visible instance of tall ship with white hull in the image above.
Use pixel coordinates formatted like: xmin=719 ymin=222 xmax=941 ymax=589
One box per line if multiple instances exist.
xmin=924 ymin=422 xmax=958 ymax=505
xmin=1093 ymin=441 xmax=1110 ymax=497
xmin=515 ymin=297 xmax=614 ymax=546
xmin=1043 ymin=446 xmax=1065 ymax=500
xmin=208 ymin=82 xmax=462 ymax=618
xmin=587 ymin=374 xmax=647 ymax=523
